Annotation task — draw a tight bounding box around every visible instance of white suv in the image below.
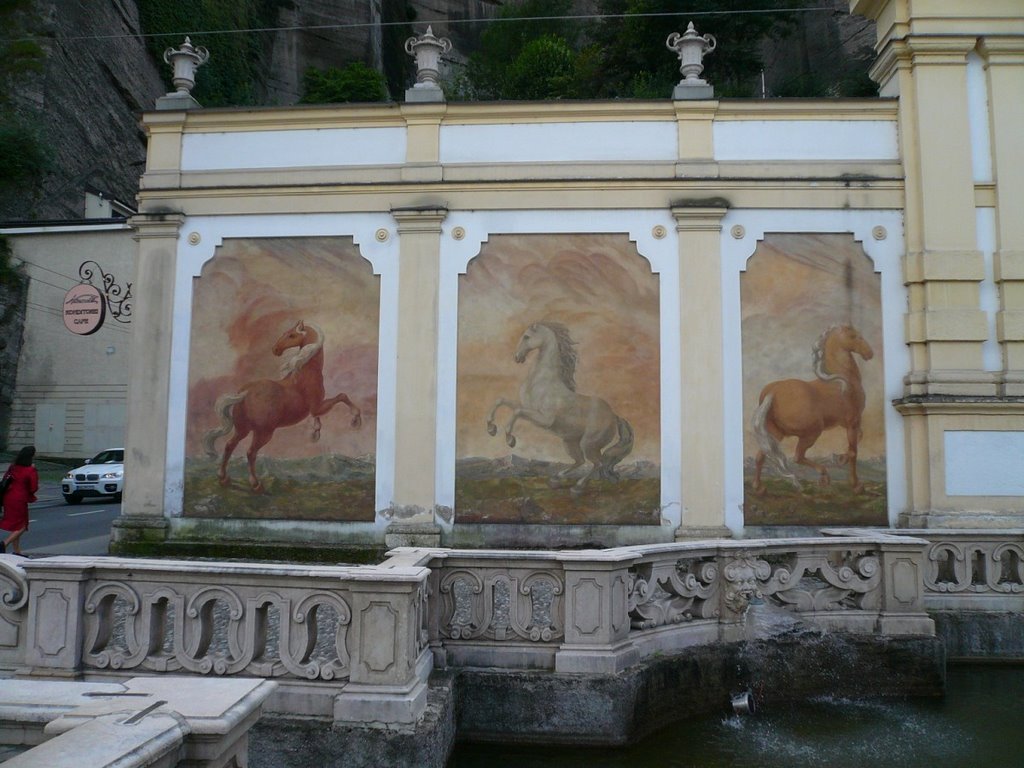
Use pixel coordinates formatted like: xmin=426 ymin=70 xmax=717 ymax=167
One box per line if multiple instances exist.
xmin=62 ymin=448 xmax=124 ymax=504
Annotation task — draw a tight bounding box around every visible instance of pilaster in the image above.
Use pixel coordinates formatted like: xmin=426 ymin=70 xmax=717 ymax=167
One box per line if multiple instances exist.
xmin=388 ymin=207 xmax=447 ymax=535
xmin=400 ymin=102 xmax=445 ymax=182
xmin=981 ymin=38 xmax=1024 ymax=392
xmin=111 ymin=213 xmax=183 ymax=549
xmin=672 ymin=205 xmax=731 ymax=539
xmin=899 ymin=35 xmax=991 ymax=396
xmin=556 ymin=559 xmax=637 ymax=674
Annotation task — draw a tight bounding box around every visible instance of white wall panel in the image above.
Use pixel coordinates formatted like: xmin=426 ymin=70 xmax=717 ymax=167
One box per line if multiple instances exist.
xmin=714 ymin=121 xmax=899 ymax=161
xmin=440 ymin=122 xmax=677 ymax=163
xmin=180 ymin=128 xmax=407 ymax=170
xmin=946 ymin=431 xmax=1024 ymax=496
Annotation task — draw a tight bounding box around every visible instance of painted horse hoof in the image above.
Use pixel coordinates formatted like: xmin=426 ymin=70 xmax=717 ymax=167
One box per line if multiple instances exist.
xmin=506 ymin=435 xmax=516 ymax=448
xmin=311 ymin=428 xmax=321 ymax=442
xmin=351 ymin=414 xmax=362 ymax=429
xmin=486 ymin=422 xmax=497 ymax=436
xmin=852 ymin=483 xmax=864 ymax=494
xmin=218 ymin=476 xmax=231 ymax=487
xmin=569 ymin=486 xmax=584 ymax=499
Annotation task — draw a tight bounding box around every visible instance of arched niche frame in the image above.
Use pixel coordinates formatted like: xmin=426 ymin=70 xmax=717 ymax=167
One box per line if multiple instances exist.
xmin=437 ymin=209 xmax=681 ymax=532
xmin=720 ymin=210 xmax=908 ymax=533
xmin=165 ymin=213 xmax=399 ymax=527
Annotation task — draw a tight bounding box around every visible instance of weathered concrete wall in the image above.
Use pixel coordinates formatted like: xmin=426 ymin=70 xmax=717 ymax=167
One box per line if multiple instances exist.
xmin=455 ymin=635 xmax=945 ymax=746
xmin=932 ymin=611 xmax=1024 ymax=661
xmin=247 ymin=635 xmax=942 ymax=766
xmin=250 ymin=674 xmax=457 ymax=768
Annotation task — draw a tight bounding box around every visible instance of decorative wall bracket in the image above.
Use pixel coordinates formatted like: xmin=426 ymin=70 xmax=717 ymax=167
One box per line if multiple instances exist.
xmin=79 ymin=260 xmax=132 ymax=324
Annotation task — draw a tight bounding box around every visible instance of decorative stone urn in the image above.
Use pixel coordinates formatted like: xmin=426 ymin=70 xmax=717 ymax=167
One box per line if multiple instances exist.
xmin=405 ymin=26 xmax=452 ymax=103
xmin=162 ymin=36 xmax=210 ymax=96
xmin=666 ymin=22 xmax=716 ymax=99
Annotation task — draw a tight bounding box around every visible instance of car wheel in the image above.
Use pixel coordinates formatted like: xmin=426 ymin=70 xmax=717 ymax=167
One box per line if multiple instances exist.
xmin=64 ymin=493 xmax=83 ymax=505
xmin=113 ymin=492 xmax=123 ymax=503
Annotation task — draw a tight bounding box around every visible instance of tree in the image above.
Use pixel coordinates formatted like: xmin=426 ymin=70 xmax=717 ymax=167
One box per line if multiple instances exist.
xmin=299 ymin=63 xmax=389 ymax=104
xmin=456 ymin=0 xmax=582 ymax=100
xmin=453 ymin=0 xmax=873 ymax=101
xmin=588 ymin=0 xmax=811 ymax=98
xmin=137 ymin=0 xmax=289 ymax=107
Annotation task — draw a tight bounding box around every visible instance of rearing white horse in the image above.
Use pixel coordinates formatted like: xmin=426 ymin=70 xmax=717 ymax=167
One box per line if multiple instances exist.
xmin=486 ymin=321 xmax=634 ymax=496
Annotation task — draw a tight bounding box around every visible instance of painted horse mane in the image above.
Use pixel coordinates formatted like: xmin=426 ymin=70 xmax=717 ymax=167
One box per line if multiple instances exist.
xmin=279 ymin=322 xmax=324 ymax=377
xmin=537 ymin=321 xmax=578 ymax=392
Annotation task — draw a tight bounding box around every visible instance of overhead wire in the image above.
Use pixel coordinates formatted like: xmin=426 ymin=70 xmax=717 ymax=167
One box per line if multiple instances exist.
xmin=1 ymin=5 xmax=837 ymax=44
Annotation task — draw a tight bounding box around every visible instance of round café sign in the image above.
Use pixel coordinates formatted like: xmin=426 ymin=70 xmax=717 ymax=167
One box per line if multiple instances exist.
xmin=63 ymin=284 xmax=106 ymax=335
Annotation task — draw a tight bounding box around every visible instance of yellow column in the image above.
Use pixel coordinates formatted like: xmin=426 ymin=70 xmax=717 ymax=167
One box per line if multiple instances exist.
xmin=982 ymin=38 xmax=1024 ymax=393
xmin=673 ymin=204 xmax=730 ymax=539
xmin=896 ymin=35 xmax=991 ymax=395
xmin=110 ymin=213 xmax=183 ymax=551
xmin=388 ymin=207 xmax=447 ymax=540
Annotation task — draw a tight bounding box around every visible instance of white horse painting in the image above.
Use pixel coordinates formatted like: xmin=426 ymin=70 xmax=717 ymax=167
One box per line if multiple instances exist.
xmin=486 ymin=321 xmax=634 ymax=496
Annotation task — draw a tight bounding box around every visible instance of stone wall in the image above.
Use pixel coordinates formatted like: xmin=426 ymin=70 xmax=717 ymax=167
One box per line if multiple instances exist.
xmin=0 ymin=1 xmax=165 ymax=222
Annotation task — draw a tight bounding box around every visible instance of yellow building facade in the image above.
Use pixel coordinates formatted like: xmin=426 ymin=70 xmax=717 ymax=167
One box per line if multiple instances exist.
xmin=113 ymin=0 xmax=1024 ymax=554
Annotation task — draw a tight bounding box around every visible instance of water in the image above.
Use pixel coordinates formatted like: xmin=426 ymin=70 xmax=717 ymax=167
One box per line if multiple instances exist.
xmin=448 ymin=665 xmax=1024 ymax=767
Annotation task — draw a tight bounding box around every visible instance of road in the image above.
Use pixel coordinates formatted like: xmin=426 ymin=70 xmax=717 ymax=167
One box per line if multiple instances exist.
xmin=20 ymin=481 xmax=119 ymax=557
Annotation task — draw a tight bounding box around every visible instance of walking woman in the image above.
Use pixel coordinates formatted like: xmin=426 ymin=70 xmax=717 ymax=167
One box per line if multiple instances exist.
xmin=1 ymin=446 xmax=38 ymax=555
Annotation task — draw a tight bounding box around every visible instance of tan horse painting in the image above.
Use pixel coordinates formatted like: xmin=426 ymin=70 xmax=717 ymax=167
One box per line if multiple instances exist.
xmin=202 ymin=320 xmax=362 ymax=493
xmin=485 ymin=321 xmax=634 ymax=497
xmin=751 ymin=324 xmax=873 ymax=494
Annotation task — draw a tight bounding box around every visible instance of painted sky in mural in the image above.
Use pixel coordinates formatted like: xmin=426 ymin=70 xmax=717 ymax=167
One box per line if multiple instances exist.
xmin=183 ymin=237 xmax=379 ymax=520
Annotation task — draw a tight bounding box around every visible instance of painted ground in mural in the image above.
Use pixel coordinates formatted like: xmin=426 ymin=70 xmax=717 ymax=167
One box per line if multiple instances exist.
xmin=742 ymin=233 xmax=886 ymax=526
xmin=183 ymin=237 xmax=378 ymax=522
xmin=456 ymin=234 xmax=661 ymax=526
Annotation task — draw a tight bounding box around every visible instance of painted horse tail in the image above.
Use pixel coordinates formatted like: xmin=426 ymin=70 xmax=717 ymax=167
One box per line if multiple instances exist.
xmin=752 ymin=392 xmax=800 ymax=489
xmin=602 ymin=416 xmax=635 ymax=477
xmin=202 ymin=392 xmax=246 ymax=458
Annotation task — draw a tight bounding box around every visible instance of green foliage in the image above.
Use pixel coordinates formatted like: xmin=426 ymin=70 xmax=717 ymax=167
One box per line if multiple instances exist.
xmin=453 ymin=0 xmax=873 ymax=100
xmin=458 ymin=0 xmax=579 ymax=100
xmin=299 ymin=62 xmax=388 ymax=105
xmin=0 ymin=116 xmax=50 ymax=194
xmin=0 ymin=0 xmax=45 ymax=104
xmin=592 ymin=0 xmax=810 ymax=98
xmin=137 ymin=0 xmax=288 ymax=107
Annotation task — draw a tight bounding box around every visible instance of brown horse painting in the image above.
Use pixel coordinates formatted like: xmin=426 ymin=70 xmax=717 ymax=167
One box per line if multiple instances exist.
xmin=202 ymin=321 xmax=362 ymax=492
xmin=752 ymin=324 xmax=873 ymax=494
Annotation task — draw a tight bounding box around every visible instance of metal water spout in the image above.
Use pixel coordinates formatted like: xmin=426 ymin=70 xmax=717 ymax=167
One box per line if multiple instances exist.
xmin=666 ymin=22 xmax=716 ymax=99
xmin=163 ymin=37 xmax=210 ymax=96
xmin=730 ymin=690 xmax=756 ymax=715
xmin=405 ymin=26 xmax=452 ymax=102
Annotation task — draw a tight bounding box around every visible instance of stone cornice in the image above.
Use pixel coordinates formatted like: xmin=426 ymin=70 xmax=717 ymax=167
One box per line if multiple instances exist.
xmin=129 ymin=212 xmax=185 ymax=240
xmin=390 ymin=206 xmax=448 ymax=233
xmin=141 ymin=98 xmax=898 ymax=137
xmin=893 ymin=395 xmax=1024 ymax=416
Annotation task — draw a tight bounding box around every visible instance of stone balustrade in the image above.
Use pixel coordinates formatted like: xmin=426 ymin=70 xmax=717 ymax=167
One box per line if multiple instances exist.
xmin=823 ymin=529 xmax=1024 ymax=611
xmin=388 ymin=534 xmax=936 ymax=674
xmin=0 ymin=533 xmax=985 ymax=730
xmin=0 ymin=556 xmax=431 ymax=723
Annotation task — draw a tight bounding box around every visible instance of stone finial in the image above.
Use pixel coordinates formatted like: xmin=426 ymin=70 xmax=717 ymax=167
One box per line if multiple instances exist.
xmin=404 ymin=26 xmax=452 ymax=103
xmin=157 ymin=37 xmax=209 ymax=109
xmin=666 ymin=22 xmax=717 ymax=99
